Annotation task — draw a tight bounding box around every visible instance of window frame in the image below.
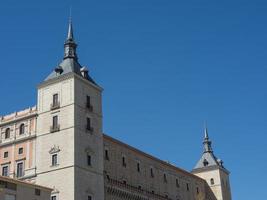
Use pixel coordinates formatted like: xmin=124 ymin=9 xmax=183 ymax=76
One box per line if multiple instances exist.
xmin=4 ymin=151 xmax=9 ymax=158
xmin=16 ymin=162 xmax=24 ymax=178
xmin=5 ymin=128 xmax=10 ymax=139
xmin=18 ymin=147 xmax=23 ymax=155
xmin=2 ymin=165 xmax=9 ymax=176
xmin=51 ymin=154 xmax=58 ymax=167
xmin=19 ymin=124 xmax=25 ymax=135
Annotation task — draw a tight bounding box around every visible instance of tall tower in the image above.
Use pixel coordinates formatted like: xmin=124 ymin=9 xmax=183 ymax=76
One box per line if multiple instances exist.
xmin=192 ymin=127 xmax=232 ymax=200
xmin=35 ymin=20 xmax=104 ymax=200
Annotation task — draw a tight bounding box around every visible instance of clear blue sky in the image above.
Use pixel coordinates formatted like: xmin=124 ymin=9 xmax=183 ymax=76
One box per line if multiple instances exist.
xmin=0 ymin=0 xmax=266 ymax=199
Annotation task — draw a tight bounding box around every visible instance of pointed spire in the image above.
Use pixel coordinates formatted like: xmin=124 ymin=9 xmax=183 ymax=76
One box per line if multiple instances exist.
xmin=203 ymin=125 xmax=213 ymax=153
xmin=67 ymin=18 xmax=74 ymax=41
xmin=204 ymin=122 xmax=209 ymax=140
xmin=64 ymin=17 xmax=78 ymax=60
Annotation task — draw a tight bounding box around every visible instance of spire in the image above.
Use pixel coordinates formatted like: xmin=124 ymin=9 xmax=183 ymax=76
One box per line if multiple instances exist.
xmin=203 ymin=126 xmax=213 ymax=153
xmin=67 ymin=18 xmax=74 ymax=41
xmin=64 ymin=17 xmax=78 ymax=60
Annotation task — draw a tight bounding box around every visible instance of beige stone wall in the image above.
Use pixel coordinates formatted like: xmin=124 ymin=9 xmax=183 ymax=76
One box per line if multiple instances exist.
xmin=103 ymin=135 xmax=214 ymax=200
xmin=0 ymin=176 xmax=52 ymax=200
xmin=0 ymin=107 xmax=37 ymax=179
xmin=73 ymin=75 xmax=105 ymax=200
xmin=193 ymin=169 xmax=231 ymax=200
xmin=35 ymin=75 xmax=76 ymax=200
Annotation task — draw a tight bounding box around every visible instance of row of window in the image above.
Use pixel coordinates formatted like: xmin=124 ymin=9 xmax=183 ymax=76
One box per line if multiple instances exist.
xmin=50 ymin=195 xmax=91 ymax=200
xmin=50 ymin=115 xmax=93 ymax=133
xmin=51 ymin=94 xmax=93 ymax=112
xmin=2 ymin=162 xmax=24 ymax=178
xmin=2 ymin=124 xmax=26 ymax=139
xmin=50 ymin=95 xmax=94 ymax=133
xmin=2 ymin=148 xmax=24 ymax=159
xmin=104 ymin=150 xmax=200 ymax=192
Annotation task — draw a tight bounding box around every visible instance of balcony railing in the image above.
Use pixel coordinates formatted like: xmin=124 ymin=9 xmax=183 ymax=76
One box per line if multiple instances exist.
xmin=50 ymin=102 xmax=60 ymax=110
xmin=50 ymin=125 xmax=60 ymax=133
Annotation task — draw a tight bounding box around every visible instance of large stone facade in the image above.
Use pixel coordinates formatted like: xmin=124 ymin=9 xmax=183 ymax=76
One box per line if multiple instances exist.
xmin=0 ymin=21 xmax=232 ymax=200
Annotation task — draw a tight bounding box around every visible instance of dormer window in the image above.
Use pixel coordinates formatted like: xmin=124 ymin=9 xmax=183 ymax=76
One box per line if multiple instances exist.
xmin=81 ymin=67 xmax=89 ymax=79
xmin=203 ymin=159 xmax=209 ymax=167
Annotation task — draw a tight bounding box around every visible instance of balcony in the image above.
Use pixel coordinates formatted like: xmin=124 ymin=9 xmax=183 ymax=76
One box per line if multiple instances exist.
xmin=50 ymin=125 xmax=60 ymax=133
xmin=50 ymin=102 xmax=60 ymax=110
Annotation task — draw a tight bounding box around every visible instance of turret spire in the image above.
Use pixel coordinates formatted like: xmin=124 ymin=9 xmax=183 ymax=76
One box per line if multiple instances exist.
xmin=64 ymin=18 xmax=78 ymax=60
xmin=203 ymin=125 xmax=213 ymax=153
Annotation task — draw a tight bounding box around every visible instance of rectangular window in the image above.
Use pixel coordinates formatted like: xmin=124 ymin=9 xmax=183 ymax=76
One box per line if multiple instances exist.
xmin=4 ymin=151 xmax=8 ymax=158
xmin=17 ymin=162 xmax=23 ymax=178
xmin=176 ymin=179 xmax=179 ymax=187
xmin=87 ymin=118 xmax=93 ymax=131
xmin=105 ymin=149 xmax=109 ymax=161
xmin=86 ymin=96 xmax=93 ymax=111
xmin=35 ymin=188 xmax=41 ymax=196
xmin=196 ymin=187 xmax=199 ymax=194
xmin=122 ymin=156 xmax=126 ymax=167
xmin=137 ymin=162 xmax=140 ymax=172
xmin=163 ymin=173 xmax=167 ymax=183
xmin=150 ymin=168 xmax=154 ymax=178
xmin=18 ymin=148 xmax=23 ymax=155
xmin=53 ymin=94 xmax=59 ymax=106
xmin=187 ymin=183 xmax=190 ymax=191
xmin=52 ymin=154 xmax=58 ymax=166
xmin=88 ymin=196 xmax=92 ymax=200
xmin=87 ymin=155 xmax=91 ymax=166
xmin=51 ymin=196 xmax=57 ymax=200
xmin=2 ymin=166 xmax=9 ymax=176
xmin=53 ymin=116 xmax=58 ymax=129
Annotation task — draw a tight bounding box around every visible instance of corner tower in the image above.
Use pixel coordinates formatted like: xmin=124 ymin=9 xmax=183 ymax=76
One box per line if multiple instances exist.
xmin=35 ymin=20 xmax=104 ymax=200
xmin=192 ymin=127 xmax=232 ymax=200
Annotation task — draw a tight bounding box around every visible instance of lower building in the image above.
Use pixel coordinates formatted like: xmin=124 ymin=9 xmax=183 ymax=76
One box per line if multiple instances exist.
xmin=0 ymin=20 xmax=232 ymax=200
xmin=0 ymin=175 xmax=52 ymax=200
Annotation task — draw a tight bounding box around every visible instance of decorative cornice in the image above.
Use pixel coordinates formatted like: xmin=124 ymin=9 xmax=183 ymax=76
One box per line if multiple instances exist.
xmin=49 ymin=145 xmax=61 ymax=154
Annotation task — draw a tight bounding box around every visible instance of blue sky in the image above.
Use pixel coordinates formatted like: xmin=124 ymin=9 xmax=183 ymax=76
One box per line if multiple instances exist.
xmin=0 ymin=0 xmax=266 ymax=199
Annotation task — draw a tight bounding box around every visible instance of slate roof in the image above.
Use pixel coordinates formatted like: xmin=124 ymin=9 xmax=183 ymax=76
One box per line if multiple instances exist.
xmin=44 ymin=20 xmax=96 ymax=85
xmin=193 ymin=128 xmax=225 ymax=170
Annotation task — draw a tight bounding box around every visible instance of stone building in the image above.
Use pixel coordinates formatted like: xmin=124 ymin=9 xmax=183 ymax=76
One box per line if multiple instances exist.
xmin=0 ymin=20 xmax=232 ymax=200
xmin=0 ymin=175 xmax=52 ymax=200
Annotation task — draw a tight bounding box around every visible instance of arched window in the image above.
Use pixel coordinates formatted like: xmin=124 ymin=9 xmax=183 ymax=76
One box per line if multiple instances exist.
xmin=210 ymin=178 xmax=215 ymax=185
xmin=19 ymin=124 xmax=25 ymax=135
xmin=5 ymin=128 xmax=10 ymax=139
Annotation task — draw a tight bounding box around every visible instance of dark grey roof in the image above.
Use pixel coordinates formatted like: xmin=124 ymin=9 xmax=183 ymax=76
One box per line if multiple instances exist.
xmin=45 ymin=58 xmax=81 ymax=81
xmin=194 ymin=128 xmax=225 ymax=170
xmin=44 ymin=20 xmax=96 ymax=85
